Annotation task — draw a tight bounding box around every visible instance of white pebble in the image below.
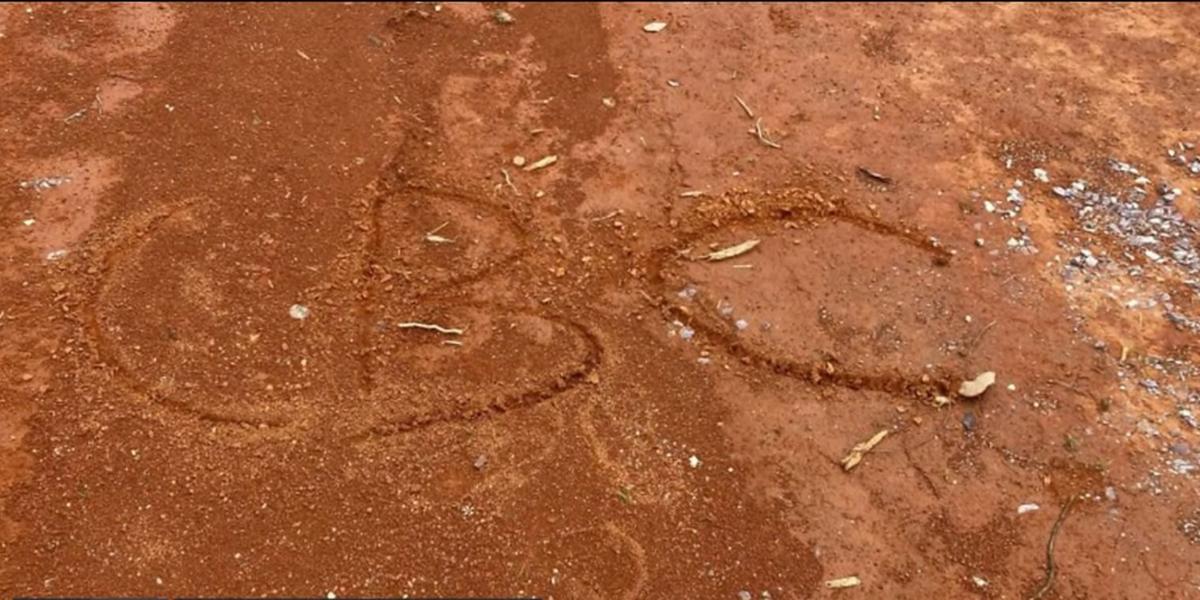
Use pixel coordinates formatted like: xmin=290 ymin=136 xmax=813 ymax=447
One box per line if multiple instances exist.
xmin=289 ymin=304 xmax=311 ymax=320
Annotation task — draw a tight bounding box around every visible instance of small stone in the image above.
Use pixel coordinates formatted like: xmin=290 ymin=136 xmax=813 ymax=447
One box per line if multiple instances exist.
xmin=288 ymin=304 xmax=310 ymax=320
xmin=602 ymin=97 xmax=616 ymax=108
xmin=512 ymin=155 xmax=526 ymax=167
xmin=688 ymin=455 xmax=701 ymax=469
xmin=738 ymin=592 xmax=752 ymax=600
xmin=493 ymin=9 xmax=515 ymax=24
xmin=975 ymin=238 xmax=985 ymax=247
xmin=643 ymin=20 xmax=667 ymax=33
xmin=19 ymin=373 xmax=33 ymax=382
xmin=45 ymin=249 xmax=68 ymax=261
xmin=971 ymin=575 xmax=989 ymax=589
xmin=473 ymin=455 xmax=487 ymax=470
xmin=1017 ymin=503 xmax=1040 ymax=514
xmin=962 ymin=411 xmax=977 ymax=432
xmin=1033 ymin=167 xmax=1049 ymax=182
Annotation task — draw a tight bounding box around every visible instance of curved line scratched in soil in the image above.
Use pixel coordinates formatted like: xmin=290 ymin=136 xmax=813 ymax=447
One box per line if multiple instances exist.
xmin=603 ymin=522 xmax=649 ymax=600
xmin=558 ymin=521 xmax=649 ymax=600
xmin=81 ymin=200 xmax=293 ymax=429
xmin=646 ymin=192 xmax=958 ymax=398
xmin=350 ymin=316 xmax=603 ymax=442
xmin=405 ymin=185 xmax=533 ymax=298
xmin=82 ymin=181 xmax=604 ymax=439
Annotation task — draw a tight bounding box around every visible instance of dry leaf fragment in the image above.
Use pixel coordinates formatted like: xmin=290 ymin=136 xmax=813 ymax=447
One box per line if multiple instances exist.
xmin=958 ymin=371 xmax=996 ymax=398
xmin=524 ymin=155 xmax=558 ymax=172
xmin=705 ymin=239 xmax=760 ymax=261
xmin=643 ymin=21 xmax=667 ymax=33
xmin=840 ymin=429 xmax=889 ymax=471
xmin=825 ymin=576 xmax=862 ymax=589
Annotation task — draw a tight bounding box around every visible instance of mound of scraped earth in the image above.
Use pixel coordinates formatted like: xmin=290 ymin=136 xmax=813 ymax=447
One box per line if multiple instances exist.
xmin=1 ymin=3 xmax=1198 ymax=598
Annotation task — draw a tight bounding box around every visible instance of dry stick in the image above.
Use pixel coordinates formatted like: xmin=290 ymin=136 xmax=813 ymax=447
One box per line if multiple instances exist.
xmin=397 ymin=322 xmax=464 ymax=335
xmin=735 ymin=95 xmax=755 ymax=119
xmin=968 ymin=319 xmax=998 ymax=350
xmin=1030 ymin=494 xmax=1079 ymax=600
xmin=591 ymin=210 xmax=620 ymax=223
xmin=501 ymin=168 xmax=521 ymax=195
xmin=754 ymin=118 xmax=782 ymax=149
xmin=424 ymin=222 xmax=453 ymax=244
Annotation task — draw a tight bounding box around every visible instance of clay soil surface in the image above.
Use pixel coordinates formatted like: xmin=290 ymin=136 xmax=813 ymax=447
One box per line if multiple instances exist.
xmin=2 ymin=3 xmax=1200 ymax=598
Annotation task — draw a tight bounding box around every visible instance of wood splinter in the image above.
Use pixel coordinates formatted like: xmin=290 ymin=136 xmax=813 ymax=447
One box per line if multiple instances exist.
xmin=840 ymin=429 xmax=889 ymax=472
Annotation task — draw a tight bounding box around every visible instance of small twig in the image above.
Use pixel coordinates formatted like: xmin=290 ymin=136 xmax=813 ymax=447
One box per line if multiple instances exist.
xmin=590 ymin=210 xmax=620 ymax=223
xmin=734 ymin=95 xmax=755 ymax=119
xmin=705 ymin=239 xmax=760 ymax=262
xmin=64 ymin=107 xmax=88 ymax=123
xmin=968 ymin=319 xmax=997 ymax=349
xmin=424 ymin=222 xmax=453 ymax=244
xmin=1030 ymin=495 xmax=1079 ymax=600
xmin=441 ymin=340 xmax=464 ymax=347
xmin=501 ymin=168 xmax=521 ymax=195
xmin=857 ymin=166 xmax=893 ymax=185
xmin=840 ymin=429 xmax=889 ymax=472
xmin=397 ymin=322 xmax=464 ymax=335
xmin=753 ymin=118 xmax=781 ymax=149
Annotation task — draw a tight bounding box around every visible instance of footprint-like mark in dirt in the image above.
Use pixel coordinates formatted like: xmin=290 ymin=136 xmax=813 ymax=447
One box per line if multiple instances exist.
xmin=85 ymin=183 xmax=602 ymax=439
xmin=649 ymin=188 xmax=959 ymax=398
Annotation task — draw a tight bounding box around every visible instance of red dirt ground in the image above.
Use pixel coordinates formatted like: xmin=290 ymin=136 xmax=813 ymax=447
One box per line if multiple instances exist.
xmin=2 ymin=3 xmax=1199 ymax=598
